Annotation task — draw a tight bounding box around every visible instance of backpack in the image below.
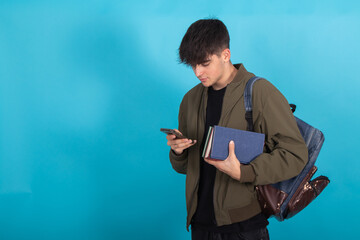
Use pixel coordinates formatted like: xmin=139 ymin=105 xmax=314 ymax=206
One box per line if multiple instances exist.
xmin=244 ymin=76 xmax=330 ymax=221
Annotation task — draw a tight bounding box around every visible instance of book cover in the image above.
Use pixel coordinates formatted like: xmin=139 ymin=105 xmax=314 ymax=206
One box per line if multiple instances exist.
xmin=203 ymin=125 xmax=265 ymax=164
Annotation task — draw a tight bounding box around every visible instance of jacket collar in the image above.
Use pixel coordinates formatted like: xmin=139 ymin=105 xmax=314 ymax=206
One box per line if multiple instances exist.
xmin=198 ymin=63 xmax=255 ymax=141
xmin=220 ymin=63 xmax=255 ymax=125
xmin=231 ymin=63 xmax=253 ymax=85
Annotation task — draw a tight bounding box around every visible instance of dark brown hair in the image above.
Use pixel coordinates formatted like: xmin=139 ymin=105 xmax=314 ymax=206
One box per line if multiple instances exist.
xmin=178 ymin=19 xmax=230 ymax=66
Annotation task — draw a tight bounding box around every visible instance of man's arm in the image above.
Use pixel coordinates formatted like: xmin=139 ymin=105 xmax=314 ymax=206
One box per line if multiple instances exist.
xmin=242 ymin=80 xmax=308 ymax=185
xmin=168 ymin=95 xmax=196 ymax=174
xmin=205 ymin=80 xmax=308 ymax=185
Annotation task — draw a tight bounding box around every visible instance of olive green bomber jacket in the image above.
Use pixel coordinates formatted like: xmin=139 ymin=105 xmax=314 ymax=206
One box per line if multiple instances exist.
xmin=169 ymin=64 xmax=308 ymax=230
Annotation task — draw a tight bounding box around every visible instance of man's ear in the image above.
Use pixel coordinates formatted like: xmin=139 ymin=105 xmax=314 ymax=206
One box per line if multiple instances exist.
xmin=222 ymin=48 xmax=231 ymax=62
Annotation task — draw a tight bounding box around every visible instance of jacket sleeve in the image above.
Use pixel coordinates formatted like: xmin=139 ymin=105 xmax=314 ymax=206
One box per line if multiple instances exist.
xmin=169 ymin=95 xmax=188 ymax=174
xmin=240 ymin=80 xmax=308 ymax=185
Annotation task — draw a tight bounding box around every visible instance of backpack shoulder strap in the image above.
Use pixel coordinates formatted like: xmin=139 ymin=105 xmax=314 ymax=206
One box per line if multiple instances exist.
xmin=244 ymin=76 xmax=263 ymax=131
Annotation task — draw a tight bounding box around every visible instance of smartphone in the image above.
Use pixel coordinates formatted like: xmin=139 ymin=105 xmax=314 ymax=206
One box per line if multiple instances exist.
xmin=160 ymin=128 xmax=187 ymax=139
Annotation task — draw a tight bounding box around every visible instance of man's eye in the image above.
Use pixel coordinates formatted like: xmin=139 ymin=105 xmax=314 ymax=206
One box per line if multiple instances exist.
xmin=202 ymin=63 xmax=209 ymax=67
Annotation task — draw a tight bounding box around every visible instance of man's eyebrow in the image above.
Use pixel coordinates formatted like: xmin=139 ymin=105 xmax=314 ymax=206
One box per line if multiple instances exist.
xmin=192 ymin=59 xmax=211 ymax=67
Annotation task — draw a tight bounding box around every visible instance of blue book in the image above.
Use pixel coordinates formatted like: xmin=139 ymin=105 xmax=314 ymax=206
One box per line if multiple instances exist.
xmin=202 ymin=125 xmax=265 ymax=164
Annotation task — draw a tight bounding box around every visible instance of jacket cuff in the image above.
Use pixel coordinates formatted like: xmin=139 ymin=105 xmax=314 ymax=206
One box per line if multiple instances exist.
xmin=169 ymin=149 xmax=187 ymax=161
xmin=239 ymin=164 xmax=256 ymax=183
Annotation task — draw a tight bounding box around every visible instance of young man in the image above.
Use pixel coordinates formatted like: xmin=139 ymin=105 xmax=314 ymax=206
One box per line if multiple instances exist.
xmin=166 ymin=19 xmax=308 ymax=240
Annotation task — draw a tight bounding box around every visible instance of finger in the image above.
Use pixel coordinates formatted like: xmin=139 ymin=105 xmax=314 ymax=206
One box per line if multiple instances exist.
xmin=173 ymin=129 xmax=182 ymax=135
xmin=173 ymin=129 xmax=184 ymax=137
xmin=172 ymin=139 xmax=194 ymax=149
xmin=204 ymin=158 xmax=222 ymax=169
xmin=166 ymin=136 xmax=178 ymax=146
xmin=187 ymin=139 xmax=197 ymax=145
xmin=185 ymin=139 xmax=197 ymax=147
xmin=169 ymin=138 xmax=188 ymax=145
xmin=173 ymin=140 xmax=197 ymax=151
xmin=204 ymin=157 xmax=220 ymax=164
xmin=166 ymin=134 xmax=176 ymax=141
xmin=228 ymin=140 xmax=235 ymax=157
xmin=204 ymin=157 xmax=214 ymax=165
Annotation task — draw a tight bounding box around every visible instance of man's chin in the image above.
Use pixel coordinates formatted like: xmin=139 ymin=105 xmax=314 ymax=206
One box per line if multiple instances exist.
xmin=201 ymin=82 xmax=212 ymax=87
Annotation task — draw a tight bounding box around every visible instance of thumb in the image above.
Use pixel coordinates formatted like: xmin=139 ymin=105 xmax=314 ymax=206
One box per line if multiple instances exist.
xmin=174 ymin=129 xmax=182 ymax=135
xmin=228 ymin=140 xmax=235 ymax=157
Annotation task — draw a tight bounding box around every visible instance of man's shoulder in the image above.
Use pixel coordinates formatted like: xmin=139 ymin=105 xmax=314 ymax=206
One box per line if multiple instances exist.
xmin=182 ymin=83 xmax=204 ymax=100
xmin=253 ymin=78 xmax=282 ymax=98
xmin=252 ymin=77 xmax=289 ymax=110
xmin=178 ymin=83 xmax=204 ymax=113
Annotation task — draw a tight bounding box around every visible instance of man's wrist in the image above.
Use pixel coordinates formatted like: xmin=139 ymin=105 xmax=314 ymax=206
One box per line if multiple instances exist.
xmin=172 ymin=149 xmax=183 ymax=155
xmin=170 ymin=148 xmax=187 ymax=162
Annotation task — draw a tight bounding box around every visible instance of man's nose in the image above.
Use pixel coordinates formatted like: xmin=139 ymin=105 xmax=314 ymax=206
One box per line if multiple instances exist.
xmin=193 ymin=65 xmax=202 ymax=77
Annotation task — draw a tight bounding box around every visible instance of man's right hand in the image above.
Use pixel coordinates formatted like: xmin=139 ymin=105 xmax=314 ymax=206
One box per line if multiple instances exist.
xmin=166 ymin=129 xmax=197 ymax=155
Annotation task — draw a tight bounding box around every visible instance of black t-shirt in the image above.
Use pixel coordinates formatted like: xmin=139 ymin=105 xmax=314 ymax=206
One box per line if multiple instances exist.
xmin=191 ymin=86 xmax=269 ymax=233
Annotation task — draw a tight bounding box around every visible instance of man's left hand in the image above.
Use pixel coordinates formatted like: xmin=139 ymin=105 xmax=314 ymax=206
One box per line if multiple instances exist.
xmin=204 ymin=140 xmax=241 ymax=181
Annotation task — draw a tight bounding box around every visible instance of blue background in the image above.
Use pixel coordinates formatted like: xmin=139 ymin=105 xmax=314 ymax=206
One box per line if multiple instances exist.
xmin=1 ymin=1 xmax=359 ymax=239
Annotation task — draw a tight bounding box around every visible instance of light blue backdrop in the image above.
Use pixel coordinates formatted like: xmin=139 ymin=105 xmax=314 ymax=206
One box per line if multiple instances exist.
xmin=1 ymin=1 xmax=359 ymax=239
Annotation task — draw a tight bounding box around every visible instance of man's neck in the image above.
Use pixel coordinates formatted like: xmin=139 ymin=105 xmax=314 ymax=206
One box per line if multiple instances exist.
xmin=212 ymin=64 xmax=238 ymax=90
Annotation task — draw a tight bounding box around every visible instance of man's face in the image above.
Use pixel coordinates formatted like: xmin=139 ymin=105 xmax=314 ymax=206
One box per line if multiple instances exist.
xmin=191 ymin=53 xmax=226 ymax=90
